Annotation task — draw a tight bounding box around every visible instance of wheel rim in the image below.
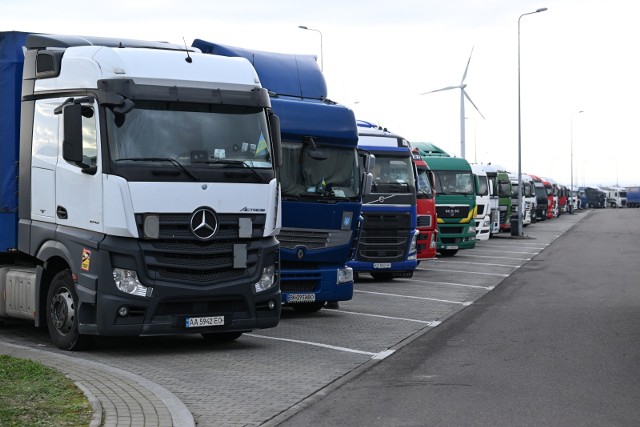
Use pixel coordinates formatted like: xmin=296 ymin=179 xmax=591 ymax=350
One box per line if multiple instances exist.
xmin=50 ymin=287 xmax=75 ymax=336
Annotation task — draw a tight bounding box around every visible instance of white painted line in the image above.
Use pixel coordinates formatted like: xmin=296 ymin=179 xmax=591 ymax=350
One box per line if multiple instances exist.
xmin=372 ymin=350 xmax=396 ymax=360
xmin=402 ymin=277 xmax=494 ymax=290
xmin=354 ymin=289 xmax=472 ymax=305
xmin=416 ymin=267 xmax=510 ymax=277
xmin=456 ymin=254 xmax=531 ymax=261
xmin=472 ymin=248 xmax=538 ymax=254
xmin=246 ymin=333 xmax=384 ymax=358
xmin=431 ymin=260 xmax=520 ymax=268
xmin=337 ymin=309 xmax=442 ymax=325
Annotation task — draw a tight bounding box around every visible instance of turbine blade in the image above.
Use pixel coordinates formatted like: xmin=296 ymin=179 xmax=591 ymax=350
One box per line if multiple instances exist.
xmin=463 ymin=90 xmax=486 ymax=120
xmin=420 ymin=85 xmax=460 ymax=95
xmin=461 ymin=46 xmax=475 ymax=84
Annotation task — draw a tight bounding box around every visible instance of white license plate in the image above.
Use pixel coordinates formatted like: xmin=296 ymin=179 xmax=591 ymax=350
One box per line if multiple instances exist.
xmin=373 ymin=263 xmax=392 ymax=269
xmin=445 ymin=245 xmax=459 ymax=250
xmin=288 ymin=294 xmax=316 ymax=303
xmin=185 ymin=316 xmax=225 ymax=328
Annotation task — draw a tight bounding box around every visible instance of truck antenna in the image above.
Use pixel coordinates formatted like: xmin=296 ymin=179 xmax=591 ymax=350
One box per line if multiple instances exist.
xmin=182 ymin=38 xmax=192 ymax=63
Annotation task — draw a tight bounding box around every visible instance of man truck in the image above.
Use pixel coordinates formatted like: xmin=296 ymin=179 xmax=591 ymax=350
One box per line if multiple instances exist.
xmin=193 ymin=40 xmax=370 ymax=311
xmin=413 ymin=142 xmax=476 ymax=257
xmin=0 ymin=32 xmax=282 ymax=350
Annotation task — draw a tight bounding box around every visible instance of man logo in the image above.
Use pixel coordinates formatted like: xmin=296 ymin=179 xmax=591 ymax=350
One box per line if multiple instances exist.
xmin=190 ymin=208 xmax=218 ymax=240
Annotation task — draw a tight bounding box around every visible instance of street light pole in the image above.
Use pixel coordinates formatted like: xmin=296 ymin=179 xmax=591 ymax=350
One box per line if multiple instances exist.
xmin=516 ymin=7 xmax=547 ymax=236
xmin=298 ymin=25 xmax=323 ymax=71
xmin=570 ymin=110 xmax=584 ymax=214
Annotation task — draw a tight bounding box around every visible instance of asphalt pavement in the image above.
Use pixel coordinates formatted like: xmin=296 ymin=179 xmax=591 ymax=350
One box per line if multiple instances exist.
xmin=277 ymin=208 xmax=640 ymax=426
xmin=4 ymin=208 xmax=633 ymax=426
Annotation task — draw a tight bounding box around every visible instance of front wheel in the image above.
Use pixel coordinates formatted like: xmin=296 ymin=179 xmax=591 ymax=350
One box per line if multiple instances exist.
xmin=438 ymin=249 xmax=459 ymax=257
xmin=46 ymin=270 xmax=93 ymax=351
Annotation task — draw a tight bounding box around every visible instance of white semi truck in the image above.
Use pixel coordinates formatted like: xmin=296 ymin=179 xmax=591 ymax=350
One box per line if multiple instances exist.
xmin=0 ymin=32 xmax=282 ymax=350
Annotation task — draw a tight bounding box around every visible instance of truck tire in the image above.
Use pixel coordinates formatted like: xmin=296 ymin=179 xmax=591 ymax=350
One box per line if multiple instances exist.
xmin=371 ymin=272 xmax=394 ymax=281
xmin=438 ymin=249 xmax=459 ymax=257
xmin=201 ymin=332 xmax=243 ymax=342
xmin=46 ymin=270 xmax=93 ymax=351
xmin=291 ymin=302 xmax=325 ymax=312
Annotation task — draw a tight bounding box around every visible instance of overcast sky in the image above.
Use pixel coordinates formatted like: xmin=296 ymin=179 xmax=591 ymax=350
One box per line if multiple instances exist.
xmin=4 ymin=0 xmax=638 ymax=187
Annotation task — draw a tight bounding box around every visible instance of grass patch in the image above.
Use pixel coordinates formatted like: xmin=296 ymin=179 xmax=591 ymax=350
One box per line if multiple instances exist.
xmin=0 ymin=354 xmax=93 ymax=426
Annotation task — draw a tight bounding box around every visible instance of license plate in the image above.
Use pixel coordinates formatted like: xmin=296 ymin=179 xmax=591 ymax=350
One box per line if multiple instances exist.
xmin=373 ymin=263 xmax=392 ymax=269
xmin=444 ymin=245 xmax=458 ymax=250
xmin=287 ymin=293 xmax=316 ymax=303
xmin=185 ymin=315 xmax=224 ymax=328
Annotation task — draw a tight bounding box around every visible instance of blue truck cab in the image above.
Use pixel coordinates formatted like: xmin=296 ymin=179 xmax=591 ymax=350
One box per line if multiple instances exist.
xmin=348 ymin=121 xmax=418 ymax=280
xmin=193 ymin=40 xmax=370 ymax=311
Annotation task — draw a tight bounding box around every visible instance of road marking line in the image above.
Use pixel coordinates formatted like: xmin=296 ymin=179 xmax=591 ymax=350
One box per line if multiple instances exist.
xmin=416 ymin=267 xmax=510 ymax=277
xmin=246 ymin=334 xmax=394 ymax=359
xmin=457 ymin=254 xmax=532 ymax=261
xmin=401 ymin=277 xmax=494 ymax=290
xmin=354 ymin=289 xmax=472 ymax=305
xmin=431 ymin=260 xmax=520 ymax=268
xmin=336 ymin=309 xmax=442 ymax=326
xmin=471 ymin=249 xmax=538 ymax=254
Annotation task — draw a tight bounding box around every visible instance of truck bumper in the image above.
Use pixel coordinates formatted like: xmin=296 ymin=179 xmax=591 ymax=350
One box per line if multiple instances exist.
xmin=279 ymin=265 xmax=354 ymax=305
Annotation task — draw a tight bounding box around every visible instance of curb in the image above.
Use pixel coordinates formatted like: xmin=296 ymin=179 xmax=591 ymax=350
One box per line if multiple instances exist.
xmin=0 ymin=341 xmax=194 ymax=427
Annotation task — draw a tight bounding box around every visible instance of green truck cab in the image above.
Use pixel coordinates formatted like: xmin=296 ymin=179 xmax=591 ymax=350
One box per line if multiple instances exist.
xmin=414 ymin=143 xmax=476 ymax=257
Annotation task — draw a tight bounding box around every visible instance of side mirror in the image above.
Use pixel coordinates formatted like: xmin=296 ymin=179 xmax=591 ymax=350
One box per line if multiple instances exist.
xmin=268 ymin=111 xmax=282 ymax=168
xmin=62 ymin=104 xmax=83 ymax=164
xmin=362 ymin=172 xmax=374 ymax=196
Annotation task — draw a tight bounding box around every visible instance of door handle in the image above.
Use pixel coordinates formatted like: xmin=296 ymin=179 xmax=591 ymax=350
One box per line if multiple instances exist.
xmin=57 ymin=206 xmax=68 ymax=219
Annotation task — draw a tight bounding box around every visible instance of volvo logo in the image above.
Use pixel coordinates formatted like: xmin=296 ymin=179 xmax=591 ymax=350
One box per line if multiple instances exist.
xmin=190 ymin=207 xmax=218 ymax=240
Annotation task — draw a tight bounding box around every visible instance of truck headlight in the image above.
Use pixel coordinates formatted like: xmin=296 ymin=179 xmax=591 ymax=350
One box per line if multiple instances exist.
xmin=113 ymin=268 xmax=151 ymax=297
xmin=429 ymin=233 xmax=437 ymax=249
xmin=254 ymin=265 xmax=276 ymax=293
xmin=468 ymin=226 xmax=477 ymax=234
xmin=407 ymin=232 xmax=418 ymax=260
xmin=337 ymin=266 xmax=353 ymax=284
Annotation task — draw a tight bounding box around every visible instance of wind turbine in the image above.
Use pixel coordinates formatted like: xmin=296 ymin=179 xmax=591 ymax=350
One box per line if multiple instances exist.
xmin=421 ymin=47 xmax=485 ymax=159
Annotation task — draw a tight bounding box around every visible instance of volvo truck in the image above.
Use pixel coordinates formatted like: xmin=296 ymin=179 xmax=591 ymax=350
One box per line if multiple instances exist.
xmin=349 ymin=122 xmax=418 ymax=280
xmin=0 ymin=32 xmax=282 ymax=350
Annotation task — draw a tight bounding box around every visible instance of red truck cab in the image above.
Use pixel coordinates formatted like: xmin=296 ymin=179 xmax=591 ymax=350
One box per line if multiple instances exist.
xmin=412 ymin=149 xmax=438 ymax=260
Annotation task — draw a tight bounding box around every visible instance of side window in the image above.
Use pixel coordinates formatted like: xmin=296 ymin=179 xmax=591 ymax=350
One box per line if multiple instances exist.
xmin=81 ymin=106 xmax=98 ymax=167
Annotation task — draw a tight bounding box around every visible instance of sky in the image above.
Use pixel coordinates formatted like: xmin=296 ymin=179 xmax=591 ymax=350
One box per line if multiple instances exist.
xmin=3 ymin=0 xmax=639 ymax=187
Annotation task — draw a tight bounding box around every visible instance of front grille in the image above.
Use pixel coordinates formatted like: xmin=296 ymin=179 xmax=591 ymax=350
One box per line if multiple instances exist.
xmin=440 ymin=226 xmax=464 ymax=235
xmin=417 ymin=215 xmax=432 ymax=227
xmin=278 ymin=229 xmax=330 ymax=250
xmin=436 ymin=205 xmax=470 ymax=219
xmin=155 ymin=297 xmax=248 ymax=316
xmin=136 ymin=213 xmax=265 ymax=284
xmin=280 ymin=280 xmax=318 ymax=293
xmin=356 ymin=212 xmax=411 ymax=262
xmin=499 ymin=211 xmax=507 ymax=224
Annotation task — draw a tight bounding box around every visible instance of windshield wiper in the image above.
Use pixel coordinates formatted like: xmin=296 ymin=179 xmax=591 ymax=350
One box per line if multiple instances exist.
xmin=115 ymin=157 xmax=199 ymax=181
xmin=198 ymin=159 xmax=268 ymax=183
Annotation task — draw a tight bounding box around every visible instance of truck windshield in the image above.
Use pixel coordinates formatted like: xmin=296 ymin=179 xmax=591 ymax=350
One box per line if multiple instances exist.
xmin=280 ymin=142 xmax=360 ymax=199
xmin=477 ymin=175 xmax=489 ymax=196
xmin=106 ymin=101 xmax=272 ymax=168
xmin=416 ymin=167 xmax=434 ymax=197
xmin=372 ymin=155 xmax=416 ymax=193
xmin=434 ymin=170 xmax=473 ymax=195
xmin=498 ymin=181 xmax=511 ymax=197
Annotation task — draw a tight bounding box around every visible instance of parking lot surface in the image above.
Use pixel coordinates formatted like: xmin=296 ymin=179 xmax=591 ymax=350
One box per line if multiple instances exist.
xmin=0 ymin=212 xmax=585 ymax=426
